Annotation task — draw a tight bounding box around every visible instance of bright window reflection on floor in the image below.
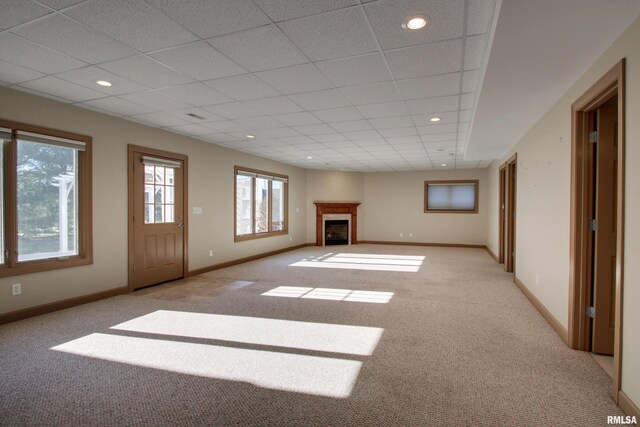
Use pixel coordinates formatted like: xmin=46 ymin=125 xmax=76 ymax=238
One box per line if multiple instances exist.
xmin=111 ymin=310 xmax=383 ymax=356
xmin=289 ymin=253 xmax=425 ymax=272
xmin=52 ymin=333 xmax=361 ymax=398
xmin=262 ymin=286 xmax=394 ymax=304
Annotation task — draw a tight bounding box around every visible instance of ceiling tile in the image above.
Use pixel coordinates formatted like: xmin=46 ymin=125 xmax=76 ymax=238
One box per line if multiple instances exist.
xmin=0 ymin=33 xmax=85 ymax=74
xmin=459 ymin=109 xmax=472 ymax=122
xmin=272 ymin=112 xmax=321 ymax=127
xmin=315 ymin=53 xmax=391 ymax=87
xmin=356 ymin=101 xmax=408 ymax=119
xmin=201 ymin=120 xmax=245 ymax=133
xmin=18 ymin=76 xmax=106 ymax=103
xmin=149 ymin=42 xmax=246 ymax=81
xmin=279 ymin=7 xmax=378 ymax=61
xmin=99 ymin=55 xmax=194 ymax=89
xmin=65 ymin=0 xmax=197 ymax=52
xmin=245 ymin=96 xmax=303 ymax=115
xmin=418 ymin=123 xmax=458 ymax=135
xmin=0 ymin=59 xmax=44 ymax=84
xmin=420 ymin=133 xmax=457 ymax=143
xmin=0 ymin=0 xmax=50 ymax=30
xmin=344 ymin=130 xmax=380 ymax=140
xmin=363 ymin=0 xmax=464 ymax=50
xmin=159 ymin=82 xmax=233 ymax=107
xmin=354 ymin=138 xmax=386 ymax=146
xmin=82 ymin=97 xmax=151 ymax=117
xmin=203 ymin=102 xmax=263 ymax=120
xmin=467 ymin=0 xmax=496 ymax=35
xmin=37 ymin=0 xmax=84 ymax=9
xmin=254 ymin=127 xmax=302 ymax=138
xmin=311 ymin=133 xmax=348 ymax=143
xmin=209 ymin=25 xmax=307 ymax=72
xmin=397 ymin=73 xmax=460 ymax=100
xmin=369 ymin=116 xmax=414 ymax=129
xmin=288 ymin=89 xmax=350 ymax=110
xmin=146 ymin=0 xmax=270 ymax=38
xmin=254 ymin=0 xmax=358 ymax=22
xmin=329 ymin=120 xmax=372 ymax=133
xmin=385 ymin=39 xmax=462 ymax=80
xmin=13 ymin=14 xmax=136 ymax=63
xmin=167 ymin=123 xmax=213 ymax=135
xmin=234 ymin=116 xmax=283 ymax=130
xmin=204 ymin=74 xmax=280 ymax=100
xmin=256 ymin=63 xmax=333 ymax=95
xmin=464 ymin=34 xmax=488 ymax=70
xmin=120 ymin=91 xmax=191 ymax=110
xmin=55 ymin=66 xmax=147 ymax=95
xmin=293 ymin=124 xmax=336 ymax=136
xmin=406 ymin=96 xmax=459 ymax=114
xmin=378 ymin=127 xmax=417 ymax=138
xmin=130 ymin=111 xmax=192 ymax=127
xmin=13 ymin=87 xmax=73 ymax=103
xmin=312 ymin=106 xmax=363 ymax=123
xmin=342 ymin=81 xmax=402 ymax=105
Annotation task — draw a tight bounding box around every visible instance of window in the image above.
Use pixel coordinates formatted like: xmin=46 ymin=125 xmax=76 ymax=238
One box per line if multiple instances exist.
xmin=235 ymin=166 xmax=288 ymax=241
xmin=424 ymin=180 xmax=478 ymax=213
xmin=143 ymin=157 xmax=179 ymax=224
xmin=0 ymin=120 xmax=92 ymax=277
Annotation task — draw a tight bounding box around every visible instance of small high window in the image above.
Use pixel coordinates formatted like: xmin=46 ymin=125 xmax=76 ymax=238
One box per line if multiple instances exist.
xmin=424 ymin=180 xmax=479 ymax=213
xmin=235 ymin=166 xmax=288 ymax=241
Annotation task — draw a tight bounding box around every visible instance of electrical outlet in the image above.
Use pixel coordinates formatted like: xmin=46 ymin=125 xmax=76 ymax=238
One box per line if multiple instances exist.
xmin=535 ymin=274 xmax=539 ymax=287
xmin=409 ymin=233 xmax=413 ymax=238
xmin=209 ymin=250 xmax=213 ymax=257
xmin=399 ymin=232 xmax=403 ymax=237
xmin=289 ymin=236 xmax=293 ymax=241
xmin=12 ymin=283 xmax=21 ymax=296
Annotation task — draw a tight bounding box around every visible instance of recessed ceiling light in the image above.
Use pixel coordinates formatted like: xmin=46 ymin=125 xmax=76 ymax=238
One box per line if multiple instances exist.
xmin=96 ymin=80 xmax=112 ymax=87
xmin=402 ymin=15 xmax=430 ymax=31
xmin=245 ymin=134 xmax=255 ymax=139
xmin=430 ymin=117 xmax=441 ymax=122
xmin=306 ymin=156 xmax=313 ymax=160
xmin=441 ymin=163 xmax=447 ymax=167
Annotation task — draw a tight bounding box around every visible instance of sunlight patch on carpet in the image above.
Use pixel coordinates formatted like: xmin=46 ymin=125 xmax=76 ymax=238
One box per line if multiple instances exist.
xmin=289 ymin=253 xmax=425 ymax=272
xmin=111 ymin=310 xmax=383 ymax=356
xmin=52 ymin=333 xmax=361 ymax=398
xmin=262 ymin=286 xmax=394 ymax=304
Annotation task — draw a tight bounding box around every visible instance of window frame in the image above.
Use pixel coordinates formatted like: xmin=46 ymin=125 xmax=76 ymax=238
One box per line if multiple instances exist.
xmin=234 ymin=165 xmax=288 ymax=242
xmin=0 ymin=119 xmax=93 ymax=278
xmin=424 ymin=179 xmax=479 ymax=214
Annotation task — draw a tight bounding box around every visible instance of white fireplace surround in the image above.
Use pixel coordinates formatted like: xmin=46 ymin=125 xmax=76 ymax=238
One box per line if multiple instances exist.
xmin=322 ymin=214 xmax=351 ymax=246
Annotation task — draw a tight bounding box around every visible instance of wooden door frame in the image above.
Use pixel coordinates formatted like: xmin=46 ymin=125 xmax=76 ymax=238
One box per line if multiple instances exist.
xmin=498 ymin=164 xmax=506 ymax=263
xmin=568 ymin=59 xmax=625 ymax=402
xmin=504 ymin=154 xmax=517 ymax=273
xmin=127 ymin=145 xmax=189 ymax=291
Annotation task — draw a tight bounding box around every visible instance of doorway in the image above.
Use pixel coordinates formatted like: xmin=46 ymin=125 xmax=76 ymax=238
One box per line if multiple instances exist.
xmin=498 ymin=164 xmax=506 ymax=264
xmin=128 ymin=145 xmax=188 ymax=290
xmin=504 ymin=155 xmax=517 ymax=273
xmin=569 ymin=59 xmax=625 ymax=402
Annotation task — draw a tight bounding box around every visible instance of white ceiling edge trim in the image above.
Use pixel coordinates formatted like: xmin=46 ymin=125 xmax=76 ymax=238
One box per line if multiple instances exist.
xmin=462 ymin=0 xmax=502 ymax=162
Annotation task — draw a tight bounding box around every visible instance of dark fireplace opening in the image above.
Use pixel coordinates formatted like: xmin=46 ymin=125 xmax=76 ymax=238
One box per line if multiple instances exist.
xmin=325 ymin=220 xmax=349 ymax=246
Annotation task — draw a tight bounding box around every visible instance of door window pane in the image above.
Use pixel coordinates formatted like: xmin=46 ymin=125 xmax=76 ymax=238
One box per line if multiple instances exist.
xmin=255 ymin=178 xmax=269 ymax=233
xmin=144 ymin=164 xmax=176 ymax=224
xmin=236 ymin=175 xmax=253 ymax=235
xmin=272 ymin=180 xmax=284 ymax=231
xmin=17 ymin=139 xmax=78 ymax=261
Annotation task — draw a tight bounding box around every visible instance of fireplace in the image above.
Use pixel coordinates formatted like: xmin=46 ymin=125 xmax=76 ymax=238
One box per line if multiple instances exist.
xmin=313 ymin=202 xmax=360 ymax=246
xmin=325 ymin=220 xmax=349 ymax=245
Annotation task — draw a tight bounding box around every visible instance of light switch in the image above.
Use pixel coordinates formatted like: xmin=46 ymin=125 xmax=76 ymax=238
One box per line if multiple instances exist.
xmin=193 ymin=207 xmax=203 ymax=215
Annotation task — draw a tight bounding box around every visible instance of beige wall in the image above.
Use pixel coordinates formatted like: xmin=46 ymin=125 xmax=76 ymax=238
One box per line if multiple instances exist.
xmin=305 ymin=170 xmax=365 ymax=243
xmin=485 ymin=160 xmax=500 ymax=257
xmin=363 ymin=169 xmax=488 ymax=245
xmin=485 ymin=15 xmax=640 ymax=408
xmin=0 ymin=87 xmax=307 ymax=315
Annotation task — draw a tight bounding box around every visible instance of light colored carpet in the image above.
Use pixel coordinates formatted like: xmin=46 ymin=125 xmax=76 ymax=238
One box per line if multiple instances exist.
xmin=0 ymin=245 xmax=623 ymax=426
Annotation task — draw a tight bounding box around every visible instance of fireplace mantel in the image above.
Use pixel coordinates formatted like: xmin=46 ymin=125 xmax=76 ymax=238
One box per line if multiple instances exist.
xmin=314 ymin=202 xmax=360 ymax=246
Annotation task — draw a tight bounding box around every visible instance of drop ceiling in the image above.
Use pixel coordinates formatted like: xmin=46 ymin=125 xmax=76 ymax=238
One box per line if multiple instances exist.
xmin=1 ymin=1 xmax=638 ymax=172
